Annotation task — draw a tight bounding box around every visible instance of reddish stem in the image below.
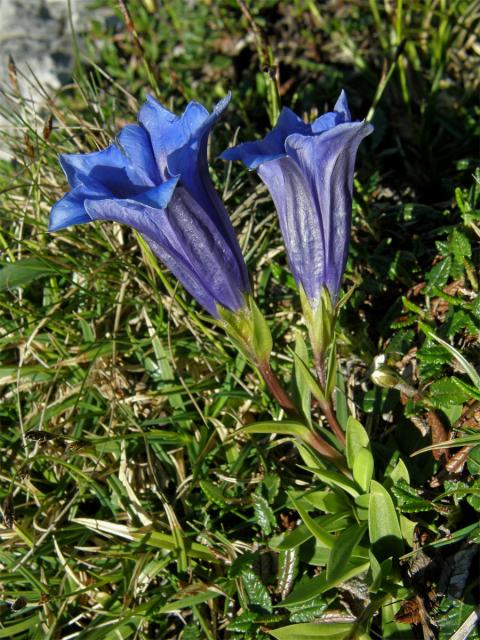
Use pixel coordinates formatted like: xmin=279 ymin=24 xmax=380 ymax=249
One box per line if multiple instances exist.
xmin=314 ymin=354 xmax=346 ymax=446
xmin=258 ymin=361 xmax=296 ymax=413
xmin=258 ymin=361 xmax=347 ymax=471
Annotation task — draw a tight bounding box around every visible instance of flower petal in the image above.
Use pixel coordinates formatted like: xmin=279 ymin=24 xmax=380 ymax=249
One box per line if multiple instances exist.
xmin=258 ymin=156 xmax=325 ymax=303
xmin=285 ymin=121 xmax=373 ymax=298
xmin=333 ymin=89 xmax=351 ymax=121
xmin=84 ymin=187 xmax=248 ymax=314
xmin=48 ymin=180 xmax=111 ymax=232
xmin=117 ymin=124 xmax=160 ymax=185
xmin=138 ymin=95 xmax=215 ymax=179
xmin=221 ymin=107 xmax=311 ymax=169
xmin=133 ymin=177 xmax=179 ymax=209
xmin=144 ymin=238 xmax=222 ymax=317
xmin=60 ymin=143 xmax=153 ymax=197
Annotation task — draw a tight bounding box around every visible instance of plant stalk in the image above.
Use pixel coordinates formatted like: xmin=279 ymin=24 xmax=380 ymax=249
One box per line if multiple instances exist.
xmin=314 ymin=354 xmax=346 ymax=446
xmin=258 ymin=361 xmax=346 ymax=470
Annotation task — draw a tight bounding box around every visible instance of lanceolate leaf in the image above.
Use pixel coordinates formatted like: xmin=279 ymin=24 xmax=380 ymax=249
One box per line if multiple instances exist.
xmin=240 ymin=420 xmax=312 ymax=443
xmin=326 ymin=522 xmax=368 ymax=583
xmin=353 ymin=448 xmax=374 ymax=492
xmin=368 ymin=481 xmax=403 ymax=562
xmin=346 ymin=417 xmax=370 ymax=470
xmin=268 ymin=622 xmax=355 ymax=639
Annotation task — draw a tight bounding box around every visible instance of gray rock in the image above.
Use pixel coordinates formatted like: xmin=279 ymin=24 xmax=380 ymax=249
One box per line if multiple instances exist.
xmin=0 ymin=0 xmax=113 ymax=154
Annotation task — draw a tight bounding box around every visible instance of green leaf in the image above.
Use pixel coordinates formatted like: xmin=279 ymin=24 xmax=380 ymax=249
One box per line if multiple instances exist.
xmin=252 ymin=493 xmax=276 ymax=536
xmin=199 ymin=480 xmax=228 ymax=507
xmin=268 ymin=622 xmax=355 ymax=640
xmin=419 ymin=322 xmax=480 ymax=390
xmin=159 ymin=588 xmax=222 ymax=613
xmin=368 ymin=481 xmax=403 ymax=562
xmin=294 ymin=332 xmax=312 ymax=422
xmin=387 ymin=458 xmax=410 ymax=485
xmin=450 ymin=228 xmax=472 ymax=262
xmin=425 ymin=256 xmax=451 ymax=293
xmin=279 ymin=559 xmax=369 ymax=607
xmin=289 ymin=494 xmax=335 ymax=548
xmin=277 ymin=547 xmax=299 ymax=599
xmin=437 ymin=598 xmax=480 ymax=640
xmin=307 ymin=468 xmax=360 ymax=498
xmin=0 ymin=256 xmax=64 ymax=291
xmin=346 ymin=417 xmax=370 ymax=470
xmin=428 ymin=377 xmax=471 ymax=407
xmin=273 ymin=513 xmax=351 ymax=551
xmin=291 ymin=350 xmax=326 ymax=404
xmin=335 ymin=371 xmax=349 ymax=429
xmin=353 ymin=448 xmax=374 ymax=492
xmin=250 ymin=298 xmax=272 ymax=362
xmin=325 ymin=337 xmax=337 ymax=398
xmin=285 ymin=595 xmax=327 ymax=623
xmin=391 ymin=480 xmax=432 ymax=513
xmin=241 ymin=420 xmax=312 ymax=443
xmin=326 ymin=523 xmax=368 ymax=583
xmin=241 ymin=569 xmax=272 ymax=614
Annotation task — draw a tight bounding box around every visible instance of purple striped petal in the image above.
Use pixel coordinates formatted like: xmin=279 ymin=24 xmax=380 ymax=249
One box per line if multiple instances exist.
xmin=221 ymin=107 xmax=311 ymax=169
xmin=258 ymin=156 xmax=325 ymax=302
xmin=285 ymin=121 xmax=373 ymax=299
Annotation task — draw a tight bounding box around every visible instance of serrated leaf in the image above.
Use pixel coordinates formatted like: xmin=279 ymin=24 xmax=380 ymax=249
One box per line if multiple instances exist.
xmin=368 ymin=481 xmax=403 ymax=562
xmin=268 ymin=622 xmax=355 ymax=639
xmin=252 ymin=493 xmax=276 ymax=536
xmin=425 ymin=256 xmax=451 ymax=293
xmin=241 ymin=569 xmax=272 ymax=614
xmin=326 ymin=522 xmax=367 ymax=583
xmin=277 ymin=547 xmax=299 ymax=599
xmin=437 ymin=598 xmax=480 ymax=640
xmin=199 ymin=480 xmax=228 ymax=507
xmin=391 ymin=480 xmax=432 ymax=513
xmin=346 ymin=417 xmax=370 ymax=470
xmin=286 ymin=595 xmax=327 ymax=623
xmin=428 ymin=377 xmax=471 ymax=407
xmin=450 ymin=228 xmax=472 ymax=262
xmin=227 ymin=611 xmax=257 ymax=633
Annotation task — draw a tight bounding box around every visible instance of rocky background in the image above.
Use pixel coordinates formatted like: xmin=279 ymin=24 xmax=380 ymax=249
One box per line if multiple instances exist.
xmin=0 ymin=0 xmax=112 ymax=153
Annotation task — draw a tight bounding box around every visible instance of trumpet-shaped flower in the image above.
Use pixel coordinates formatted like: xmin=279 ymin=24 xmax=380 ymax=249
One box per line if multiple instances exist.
xmin=221 ymin=91 xmax=373 ymax=307
xmin=49 ymin=94 xmax=250 ymax=318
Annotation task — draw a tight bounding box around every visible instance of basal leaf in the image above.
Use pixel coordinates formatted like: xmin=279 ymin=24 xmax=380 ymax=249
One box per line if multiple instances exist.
xmin=368 ymin=481 xmax=403 ymax=562
xmin=346 ymin=417 xmax=370 ymax=470
xmin=268 ymin=622 xmax=355 ymax=639
xmin=326 ymin=522 xmax=368 ymax=583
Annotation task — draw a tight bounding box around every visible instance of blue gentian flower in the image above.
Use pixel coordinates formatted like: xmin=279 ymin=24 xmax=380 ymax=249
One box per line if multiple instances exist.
xmin=221 ymin=91 xmax=373 ymax=306
xmin=49 ymin=94 xmax=250 ymax=318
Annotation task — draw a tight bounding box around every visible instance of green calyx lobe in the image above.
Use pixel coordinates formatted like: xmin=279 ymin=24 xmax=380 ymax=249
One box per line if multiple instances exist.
xmin=217 ymin=296 xmax=272 ymax=365
xmin=300 ymin=286 xmax=336 ymax=359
